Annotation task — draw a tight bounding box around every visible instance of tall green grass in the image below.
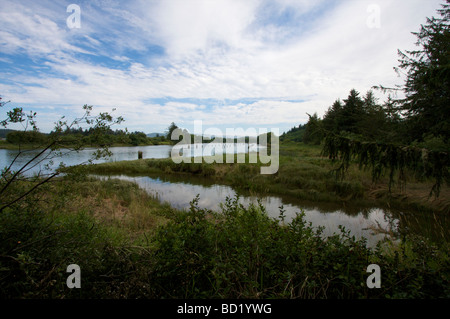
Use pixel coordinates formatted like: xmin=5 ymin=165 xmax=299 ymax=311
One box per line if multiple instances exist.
xmin=80 ymin=143 xmax=372 ymax=204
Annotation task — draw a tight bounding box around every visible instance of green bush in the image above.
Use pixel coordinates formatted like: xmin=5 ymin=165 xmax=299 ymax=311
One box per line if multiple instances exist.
xmin=2 ymin=184 xmax=447 ymax=299
xmin=149 ymin=195 xmax=449 ymax=298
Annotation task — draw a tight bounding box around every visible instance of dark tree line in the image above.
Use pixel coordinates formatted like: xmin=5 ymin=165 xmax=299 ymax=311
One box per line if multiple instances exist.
xmin=285 ymin=89 xmax=404 ymax=146
xmin=4 ymin=126 xmax=169 ymax=147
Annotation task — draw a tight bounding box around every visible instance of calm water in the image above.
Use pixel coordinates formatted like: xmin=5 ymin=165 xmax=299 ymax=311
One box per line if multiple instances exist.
xmin=0 ymin=145 xmax=172 ymax=176
xmin=96 ymin=174 xmax=448 ymax=247
xmin=0 ymin=143 xmax=260 ymax=176
xmin=2 ymin=145 xmax=447 ymax=246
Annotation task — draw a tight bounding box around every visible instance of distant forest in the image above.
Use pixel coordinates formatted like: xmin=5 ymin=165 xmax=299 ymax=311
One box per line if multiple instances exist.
xmin=281 ymin=87 xmax=447 ymax=153
xmin=3 ymin=127 xmax=168 ymax=147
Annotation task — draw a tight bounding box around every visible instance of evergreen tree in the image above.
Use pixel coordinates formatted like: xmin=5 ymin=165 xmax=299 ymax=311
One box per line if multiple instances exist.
xmin=340 ymin=89 xmax=365 ymax=135
xmin=303 ymin=113 xmax=323 ymax=145
xmin=322 ymin=99 xmax=343 ymax=133
xmin=166 ymin=122 xmax=179 ymax=139
xmin=359 ymin=90 xmax=388 ymax=141
xmin=388 ymin=0 xmax=450 ymax=143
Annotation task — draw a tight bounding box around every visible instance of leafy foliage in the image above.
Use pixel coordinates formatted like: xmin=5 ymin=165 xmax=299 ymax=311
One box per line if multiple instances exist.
xmin=0 ymin=98 xmax=124 ymax=213
xmin=394 ymin=0 xmax=450 ymax=142
xmin=148 ymin=196 xmax=449 ymax=299
xmin=302 ymin=113 xmax=324 ymax=145
xmin=322 ymin=134 xmax=450 ymax=197
xmin=0 ymin=178 xmax=448 ymax=298
xmin=280 ymin=124 xmax=306 ymax=143
xmin=282 ymin=3 xmax=450 ymax=198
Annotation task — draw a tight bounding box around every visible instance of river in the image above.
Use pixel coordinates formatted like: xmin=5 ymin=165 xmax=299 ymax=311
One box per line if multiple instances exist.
xmin=1 ymin=144 xmax=447 ymax=246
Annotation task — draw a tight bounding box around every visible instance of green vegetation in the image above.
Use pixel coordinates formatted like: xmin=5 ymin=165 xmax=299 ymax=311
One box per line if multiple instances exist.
xmin=280 ymin=4 xmax=450 ymax=202
xmin=150 ymin=196 xmax=449 ymax=299
xmin=2 ymin=118 xmax=449 ymax=299
xmin=0 ymin=2 xmax=449 ymax=299
xmin=0 ymin=176 xmax=170 ymax=298
xmin=0 ymin=175 xmax=448 ymax=298
xmin=83 ymin=141 xmax=450 ymax=214
xmin=0 ymin=127 xmax=171 ymax=149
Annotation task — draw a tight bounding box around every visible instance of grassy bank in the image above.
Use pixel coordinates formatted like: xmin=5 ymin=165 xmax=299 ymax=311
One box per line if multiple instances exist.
xmin=82 ymin=142 xmax=450 ymax=214
xmin=0 ymin=175 xmax=448 ymax=298
xmin=0 ymin=176 xmax=171 ymax=298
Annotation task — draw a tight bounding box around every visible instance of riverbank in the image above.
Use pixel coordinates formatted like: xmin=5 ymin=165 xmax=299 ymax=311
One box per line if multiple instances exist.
xmin=82 ymin=142 xmax=450 ymax=214
xmin=1 ymin=175 xmax=448 ymax=299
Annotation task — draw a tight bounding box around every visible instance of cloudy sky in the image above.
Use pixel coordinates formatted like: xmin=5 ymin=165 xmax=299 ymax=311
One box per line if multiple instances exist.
xmin=0 ymin=0 xmax=444 ymax=134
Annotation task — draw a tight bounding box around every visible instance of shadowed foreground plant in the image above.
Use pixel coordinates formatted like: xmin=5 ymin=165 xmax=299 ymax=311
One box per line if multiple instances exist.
xmin=149 ymin=195 xmax=449 ymax=299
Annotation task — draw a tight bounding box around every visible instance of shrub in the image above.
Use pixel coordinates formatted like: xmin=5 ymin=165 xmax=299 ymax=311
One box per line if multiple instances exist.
xmin=149 ymin=195 xmax=449 ymax=299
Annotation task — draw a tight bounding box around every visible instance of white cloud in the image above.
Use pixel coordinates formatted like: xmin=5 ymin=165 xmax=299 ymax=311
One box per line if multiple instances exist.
xmin=0 ymin=1 xmax=87 ymax=57
xmin=0 ymin=0 xmax=445 ymax=133
xmin=148 ymin=0 xmax=259 ymax=57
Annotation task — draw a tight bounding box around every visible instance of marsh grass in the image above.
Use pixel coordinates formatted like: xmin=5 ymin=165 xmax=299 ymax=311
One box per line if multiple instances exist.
xmin=50 ymin=176 xmax=171 ymax=244
xmin=81 ymin=141 xmax=448 ymax=213
xmin=0 ymin=175 xmax=173 ymax=298
xmin=3 ymin=141 xmax=445 ymax=298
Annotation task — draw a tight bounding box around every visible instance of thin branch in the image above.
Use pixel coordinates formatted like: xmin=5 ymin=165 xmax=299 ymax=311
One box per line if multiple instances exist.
xmin=0 ymin=171 xmax=59 ymax=212
xmin=0 ymin=141 xmax=56 ymax=196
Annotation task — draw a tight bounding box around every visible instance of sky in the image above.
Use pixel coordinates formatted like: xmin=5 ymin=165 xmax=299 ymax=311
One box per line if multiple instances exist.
xmin=0 ymin=0 xmax=445 ymax=135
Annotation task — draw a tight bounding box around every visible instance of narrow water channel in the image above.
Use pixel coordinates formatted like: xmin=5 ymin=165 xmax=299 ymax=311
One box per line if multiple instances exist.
xmin=96 ymin=174 xmax=448 ymax=247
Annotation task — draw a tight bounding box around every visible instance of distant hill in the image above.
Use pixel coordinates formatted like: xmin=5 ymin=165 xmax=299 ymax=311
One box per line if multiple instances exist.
xmin=147 ymin=132 xmax=165 ymax=138
xmin=279 ymin=124 xmax=306 ymax=143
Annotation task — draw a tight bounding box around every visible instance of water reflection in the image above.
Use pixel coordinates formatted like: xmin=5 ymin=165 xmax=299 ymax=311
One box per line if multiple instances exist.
xmin=173 ymin=142 xmax=261 ymax=158
xmin=0 ymin=145 xmax=174 ymax=176
xmin=98 ymin=174 xmax=405 ymax=247
xmin=0 ymin=143 xmax=258 ymax=176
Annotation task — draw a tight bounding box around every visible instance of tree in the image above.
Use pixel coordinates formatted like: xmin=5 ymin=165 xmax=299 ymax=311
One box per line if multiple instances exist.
xmin=314 ymin=3 xmax=450 ymax=197
xmin=377 ymin=0 xmax=450 ymax=143
xmin=129 ymin=131 xmax=148 ymax=146
xmin=358 ymin=90 xmax=390 ymax=141
xmin=166 ymin=122 xmax=179 ymax=144
xmin=321 ymin=90 xmax=391 ymax=142
xmin=280 ymin=124 xmax=306 ymax=142
xmin=6 ymin=130 xmax=47 ymax=145
xmin=340 ymin=89 xmax=365 ymax=135
xmin=303 ymin=113 xmax=324 ymax=145
xmin=322 ymin=99 xmax=343 ymax=133
xmin=0 ymin=96 xmax=124 ymax=212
